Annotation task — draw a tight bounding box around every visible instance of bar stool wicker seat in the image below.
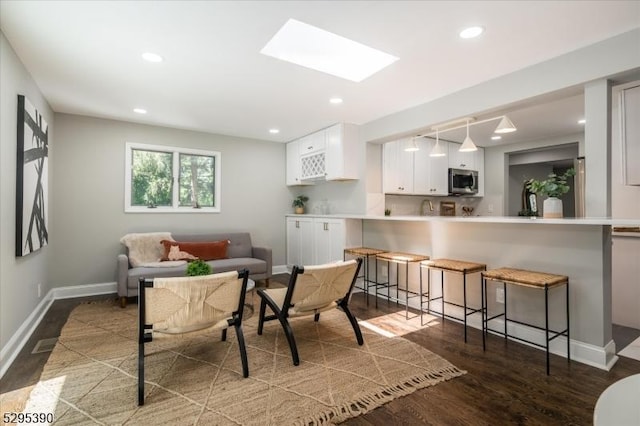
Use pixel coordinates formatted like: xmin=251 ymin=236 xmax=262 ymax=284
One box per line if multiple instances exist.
xmin=375 ymin=251 xmax=430 ymax=319
xmin=343 ymin=247 xmax=388 ymax=307
xmin=420 ymin=258 xmax=486 ymax=337
xmin=482 ymin=267 xmax=570 ymax=375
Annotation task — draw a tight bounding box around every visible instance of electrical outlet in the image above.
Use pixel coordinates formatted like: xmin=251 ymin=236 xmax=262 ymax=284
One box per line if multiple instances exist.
xmin=496 ymin=287 xmax=504 ymax=304
xmin=487 ymin=204 xmax=494 ymax=214
xmin=37 ymin=283 xmax=42 ymax=298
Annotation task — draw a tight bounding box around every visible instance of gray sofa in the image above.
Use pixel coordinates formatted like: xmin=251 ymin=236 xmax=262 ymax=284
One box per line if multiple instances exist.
xmin=117 ymin=232 xmax=271 ymax=307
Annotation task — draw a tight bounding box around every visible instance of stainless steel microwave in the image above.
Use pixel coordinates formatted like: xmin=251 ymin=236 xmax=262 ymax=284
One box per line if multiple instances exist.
xmin=448 ymin=168 xmax=479 ymax=195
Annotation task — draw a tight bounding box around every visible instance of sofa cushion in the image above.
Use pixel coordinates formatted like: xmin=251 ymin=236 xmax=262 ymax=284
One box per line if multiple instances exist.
xmin=160 ymin=239 xmax=229 ymax=261
xmin=172 ymin=233 xmax=252 ymax=258
xmin=121 ymin=232 xmax=173 ymax=267
xmin=127 ymin=257 xmax=267 ymax=290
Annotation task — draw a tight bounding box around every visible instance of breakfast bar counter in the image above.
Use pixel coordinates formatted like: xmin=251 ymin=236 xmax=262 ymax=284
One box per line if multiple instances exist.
xmin=287 ymin=213 xmax=635 ymax=371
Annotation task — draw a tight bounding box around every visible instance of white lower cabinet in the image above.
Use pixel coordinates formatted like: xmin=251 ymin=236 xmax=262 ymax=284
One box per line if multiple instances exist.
xmin=286 ymin=216 xmax=362 ymax=268
xmin=286 ymin=217 xmax=314 ymax=267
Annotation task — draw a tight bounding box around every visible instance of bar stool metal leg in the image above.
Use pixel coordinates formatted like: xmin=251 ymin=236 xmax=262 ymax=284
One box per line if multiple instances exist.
xmin=545 ymin=284 xmax=550 ymax=375
xmin=566 ymin=281 xmax=570 ymax=365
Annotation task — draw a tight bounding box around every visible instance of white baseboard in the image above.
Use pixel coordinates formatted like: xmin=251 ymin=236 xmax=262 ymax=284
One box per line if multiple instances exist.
xmin=0 ymin=281 xmax=117 ymax=380
xmin=272 ymin=265 xmax=288 ymax=275
xmin=52 ymin=282 xmax=117 ymax=300
xmin=0 ymin=292 xmax=54 ymax=379
xmin=358 ymin=286 xmax=616 ymax=371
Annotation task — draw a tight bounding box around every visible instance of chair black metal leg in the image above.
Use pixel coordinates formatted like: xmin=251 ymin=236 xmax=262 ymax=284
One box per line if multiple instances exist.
xmin=257 ymin=297 xmax=267 ymax=335
xmin=221 ymin=328 xmax=227 ymax=341
xmin=234 ymin=323 xmax=249 ymax=378
xmin=341 ymin=304 xmax=364 ymax=346
xmin=138 ymin=342 xmax=145 ymax=406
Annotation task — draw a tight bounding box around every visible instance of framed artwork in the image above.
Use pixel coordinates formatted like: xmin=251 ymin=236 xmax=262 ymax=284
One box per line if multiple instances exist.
xmin=16 ymin=95 xmax=49 ymax=256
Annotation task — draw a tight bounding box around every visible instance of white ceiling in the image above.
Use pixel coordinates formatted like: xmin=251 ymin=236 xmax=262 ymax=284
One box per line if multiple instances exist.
xmin=1 ymin=1 xmax=639 ymax=145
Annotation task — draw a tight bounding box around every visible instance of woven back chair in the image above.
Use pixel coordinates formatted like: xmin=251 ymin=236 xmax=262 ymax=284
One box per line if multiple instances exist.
xmin=138 ymin=269 xmax=249 ymax=405
xmin=257 ymin=258 xmax=363 ymax=366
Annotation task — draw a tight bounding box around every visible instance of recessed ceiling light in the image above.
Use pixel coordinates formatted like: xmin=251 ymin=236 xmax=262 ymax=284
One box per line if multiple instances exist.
xmin=260 ymin=19 xmax=398 ymax=82
xmin=141 ymin=52 xmax=163 ymax=63
xmin=578 ymin=119 xmax=586 ymax=124
xmin=133 ymin=108 xmax=147 ymax=114
xmin=269 ymin=128 xmax=280 ymax=134
xmin=491 ymin=135 xmax=502 ymax=140
xmin=459 ymin=26 xmax=484 ymax=39
xmin=329 ymin=97 xmax=343 ymax=104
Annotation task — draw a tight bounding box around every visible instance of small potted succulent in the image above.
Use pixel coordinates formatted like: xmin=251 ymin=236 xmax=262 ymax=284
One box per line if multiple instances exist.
xmin=292 ymin=195 xmax=309 ymax=214
xmin=186 ymin=259 xmax=212 ymax=276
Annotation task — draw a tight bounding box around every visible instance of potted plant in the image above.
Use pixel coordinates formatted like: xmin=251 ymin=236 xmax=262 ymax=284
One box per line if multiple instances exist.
xmin=186 ymin=259 xmax=212 ymax=276
xmin=526 ymin=168 xmax=575 ymax=218
xmin=292 ymin=195 xmax=309 ymax=214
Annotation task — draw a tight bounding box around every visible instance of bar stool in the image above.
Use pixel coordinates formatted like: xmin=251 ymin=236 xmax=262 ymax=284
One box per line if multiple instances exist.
xmin=343 ymin=247 xmax=388 ymax=307
xmin=375 ymin=251 xmax=430 ymax=319
xmin=420 ymin=259 xmax=486 ymax=338
xmin=482 ymin=267 xmax=570 ymax=375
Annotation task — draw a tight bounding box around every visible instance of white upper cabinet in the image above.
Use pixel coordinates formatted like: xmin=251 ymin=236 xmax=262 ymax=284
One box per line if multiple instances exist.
xmin=448 ymin=144 xmax=477 ymax=170
xmin=413 ymin=139 xmax=450 ymax=195
xmin=286 ymin=139 xmax=314 ymax=186
xmin=325 ymin=123 xmax=359 ymax=180
xmin=383 ymin=139 xmax=414 ymax=193
xmin=299 ymin=131 xmax=326 ymax=155
xmin=620 ymin=83 xmax=640 ymax=186
xmin=286 ymin=123 xmax=359 ymax=185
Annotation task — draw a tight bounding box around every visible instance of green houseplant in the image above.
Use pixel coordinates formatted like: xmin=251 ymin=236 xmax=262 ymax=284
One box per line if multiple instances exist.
xmin=292 ymin=195 xmax=309 ymax=214
xmin=526 ymin=168 xmax=575 ymax=218
xmin=186 ymin=259 xmax=212 ymax=276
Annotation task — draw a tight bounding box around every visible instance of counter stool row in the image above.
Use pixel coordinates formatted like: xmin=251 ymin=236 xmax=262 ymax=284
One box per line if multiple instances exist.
xmin=344 ymin=246 xmax=570 ymax=375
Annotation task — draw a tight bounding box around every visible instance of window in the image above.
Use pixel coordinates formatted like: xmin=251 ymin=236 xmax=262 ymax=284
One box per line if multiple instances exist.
xmin=125 ymin=143 xmax=221 ymax=213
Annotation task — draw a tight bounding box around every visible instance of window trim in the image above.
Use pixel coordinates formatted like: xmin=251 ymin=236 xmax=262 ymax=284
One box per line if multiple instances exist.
xmin=125 ymin=142 xmax=221 ymax=213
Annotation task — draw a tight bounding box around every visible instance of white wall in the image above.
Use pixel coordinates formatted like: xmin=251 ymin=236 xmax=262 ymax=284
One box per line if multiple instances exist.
xmin=51 ymin=114 xmax=290 ymax=288
xmin=0 ymin=32 xmax=54 ymax=352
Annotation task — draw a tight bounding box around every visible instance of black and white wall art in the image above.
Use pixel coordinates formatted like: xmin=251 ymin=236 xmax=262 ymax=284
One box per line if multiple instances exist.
xmin=16 ymin=95 xmax=49 ymax=256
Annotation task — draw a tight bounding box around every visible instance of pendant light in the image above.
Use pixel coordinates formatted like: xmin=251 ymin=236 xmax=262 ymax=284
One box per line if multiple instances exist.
xmin=494 ymin=115 xmax=517 ymax=133
xmin=459 ymin=119 xmax=478 ymax=152
xmin=429 ymin=129 xmax=446 ymax=157
xmin=404 ymin=137 xmax=419 ymax=152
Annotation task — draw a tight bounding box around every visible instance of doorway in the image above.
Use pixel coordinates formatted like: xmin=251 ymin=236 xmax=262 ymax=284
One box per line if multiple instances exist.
xmin=507 ymin=143 xmax=579 ymax=217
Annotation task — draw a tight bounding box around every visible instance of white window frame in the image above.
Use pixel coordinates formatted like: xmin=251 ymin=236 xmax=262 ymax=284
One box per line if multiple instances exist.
xmin=125 ymin=142 xmax=221 ymax=213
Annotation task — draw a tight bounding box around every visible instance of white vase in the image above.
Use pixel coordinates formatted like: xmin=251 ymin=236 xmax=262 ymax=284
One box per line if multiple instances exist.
xmin=543 ymin=197 xmax=563 ymax=218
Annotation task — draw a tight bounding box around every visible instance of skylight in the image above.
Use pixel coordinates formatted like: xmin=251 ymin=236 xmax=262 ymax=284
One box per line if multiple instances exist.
xmin=260 ymin=19 xmax=398 ymax=82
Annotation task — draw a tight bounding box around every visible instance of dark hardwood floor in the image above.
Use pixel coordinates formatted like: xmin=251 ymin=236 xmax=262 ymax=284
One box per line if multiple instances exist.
xmin=2 ymin=275 xmax=639 ymax=425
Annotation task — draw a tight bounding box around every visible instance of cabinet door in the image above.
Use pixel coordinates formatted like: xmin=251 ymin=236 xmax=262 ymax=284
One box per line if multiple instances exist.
xmin=448 ymin=144 xmax=476 ymax=170
xmin=314 ymin=219 xmax=345 ymax=264
xmin=413 ymin=139 xmax=449 ymax=195
xmin=474 ymin=147 xmax=485 ymax=196
xmin=413 ymin=139 xmax=432 ymax=195
xmin=286 ymin=217 xmax=314 ymax=267
xmin=325 ymin=123 xmax=359 ymax=180
xmin=429 ymin=142 xmax=450 ymax=195
xmin=383 ymin=140 xmax=414 ymax=193
xmin=299 ymin=133 xmax=323 ymax=155
xmin=286 ymin=140 xmax=313 ymax=186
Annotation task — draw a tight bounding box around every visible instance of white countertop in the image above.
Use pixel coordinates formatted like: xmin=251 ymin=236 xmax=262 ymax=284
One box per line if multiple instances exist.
xmin=286 ymin=213 xmax=640 ymax=226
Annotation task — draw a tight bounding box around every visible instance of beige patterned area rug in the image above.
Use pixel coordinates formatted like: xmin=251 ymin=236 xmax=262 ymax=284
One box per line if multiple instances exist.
xmin=19 ymin=301 xmax=465 ymax=425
